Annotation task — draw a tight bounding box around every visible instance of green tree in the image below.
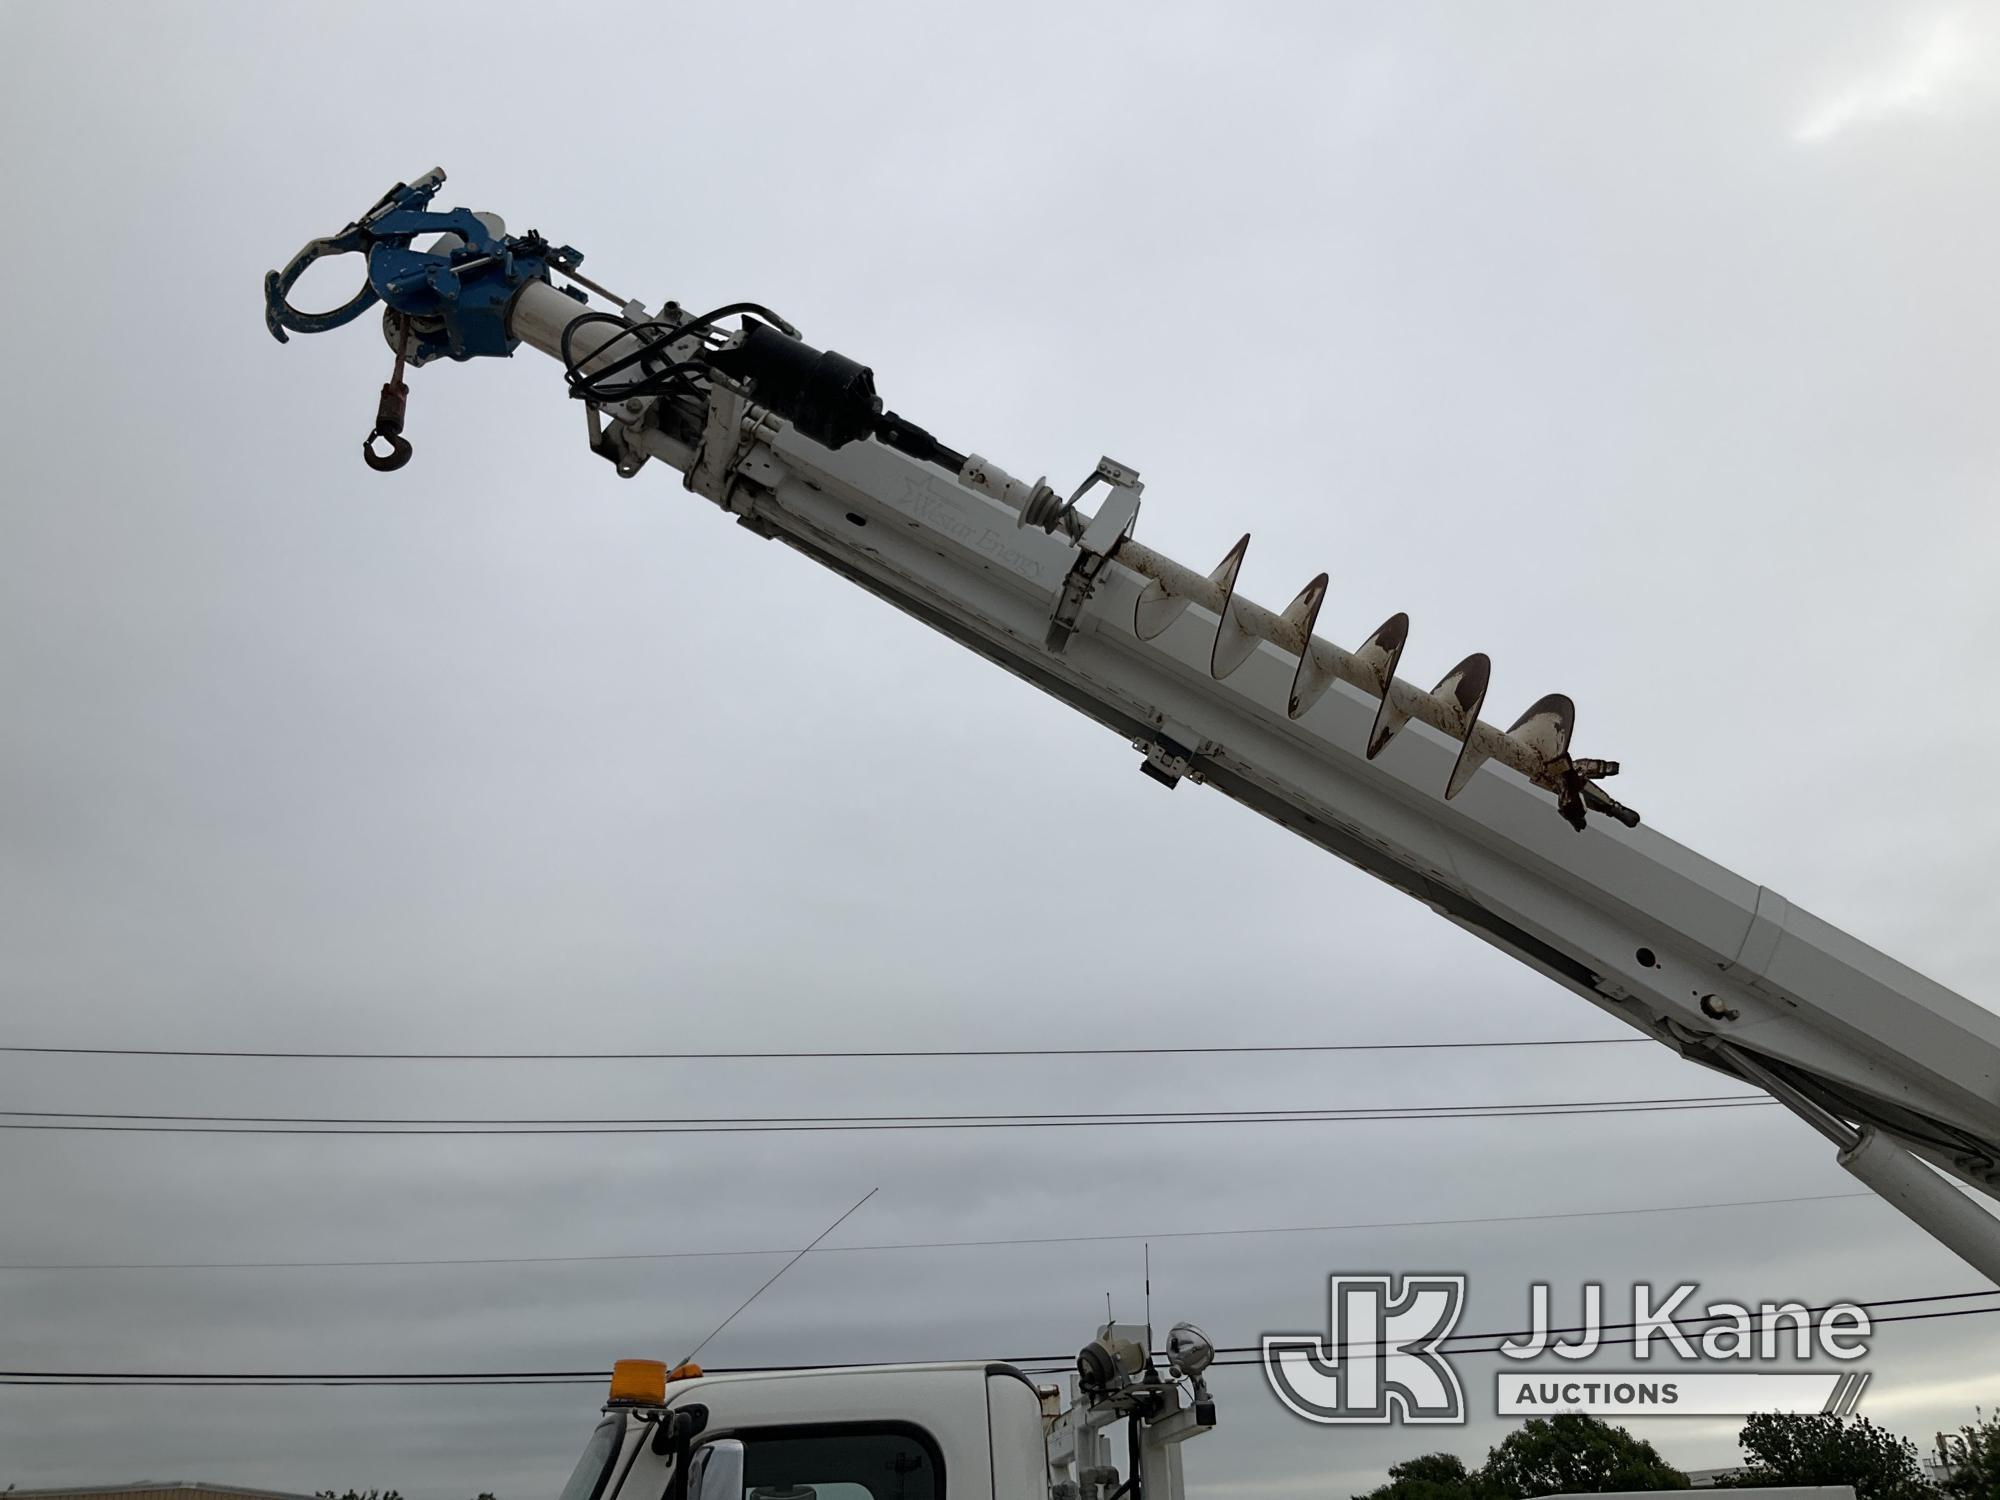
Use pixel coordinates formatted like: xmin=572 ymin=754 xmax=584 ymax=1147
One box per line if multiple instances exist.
xmin=1353 ymin=1452 xmax=1478 ymax=1500
xmin=1478 ymin=1413 xmax=1687 ymax=1497
xmin=1729 ymin=1412 xmax=1934 ymax=1500
xmin=1935 ymin=1409 xmax=2000 ymax=1499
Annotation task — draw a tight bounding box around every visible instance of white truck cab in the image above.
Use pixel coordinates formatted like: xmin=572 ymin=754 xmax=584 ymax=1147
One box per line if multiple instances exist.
xmin=563 ymin=1325 xmax=1217 ymax=1500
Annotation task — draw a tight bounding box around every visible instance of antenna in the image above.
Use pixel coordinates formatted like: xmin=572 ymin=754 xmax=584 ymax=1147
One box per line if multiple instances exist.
xmin=1144 ymin=1242 xmax=1152 ymax=1350
xmin=677 ymin=1186 xmax=878 ymax=1367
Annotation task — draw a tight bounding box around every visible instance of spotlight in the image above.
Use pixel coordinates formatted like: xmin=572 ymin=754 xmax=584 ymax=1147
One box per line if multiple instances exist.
xmin=1166 ymin=1322 xmax=1214 ymax=1377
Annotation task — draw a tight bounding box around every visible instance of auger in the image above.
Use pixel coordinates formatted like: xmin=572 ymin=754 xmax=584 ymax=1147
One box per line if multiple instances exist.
xmin=267 ymin=171 xmax=2000 ymax=1285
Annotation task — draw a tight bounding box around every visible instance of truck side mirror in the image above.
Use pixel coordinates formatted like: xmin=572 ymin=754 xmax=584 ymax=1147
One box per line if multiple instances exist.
xmin=687 ymin=1438 xmax=746 ymax=1500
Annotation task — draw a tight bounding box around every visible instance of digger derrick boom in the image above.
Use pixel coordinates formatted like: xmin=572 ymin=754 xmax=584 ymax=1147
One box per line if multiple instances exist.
xmin=267 ymin=173 xmax=2000 ymax=1284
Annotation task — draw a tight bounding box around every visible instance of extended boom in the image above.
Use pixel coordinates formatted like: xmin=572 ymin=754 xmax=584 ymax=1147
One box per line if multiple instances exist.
xmin=265 ymin=171 xmax=2000 ymax=1285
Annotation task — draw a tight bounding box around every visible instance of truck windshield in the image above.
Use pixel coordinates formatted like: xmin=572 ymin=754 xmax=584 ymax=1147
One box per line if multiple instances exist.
xmin=738 ymin=1424 xmax=940 ymax=1500
xmin=561 ymin=1413 xmax=629 ymax=1500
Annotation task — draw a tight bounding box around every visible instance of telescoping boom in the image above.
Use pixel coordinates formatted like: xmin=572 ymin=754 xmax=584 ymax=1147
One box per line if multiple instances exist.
xmin=266 ymin=170 xmax=2000 ymax=1284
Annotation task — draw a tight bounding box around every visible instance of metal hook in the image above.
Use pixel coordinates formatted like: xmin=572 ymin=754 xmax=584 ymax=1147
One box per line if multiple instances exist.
xmin=362 ymin=423 xmax=413 ymax=472
xmin=361 ymin=316 xmax=415 ymax=472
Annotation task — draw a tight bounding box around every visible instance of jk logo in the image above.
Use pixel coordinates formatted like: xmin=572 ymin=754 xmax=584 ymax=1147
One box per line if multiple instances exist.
xmin=1262 ymin=1274 xmax=1467 ymax=1424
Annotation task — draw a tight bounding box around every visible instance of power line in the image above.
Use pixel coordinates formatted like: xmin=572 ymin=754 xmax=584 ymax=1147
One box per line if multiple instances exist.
xmin=0 ymin=1095 xmax=1772 ymax=1136
xmin=4 ymin=1289 xmax=1995 ymax=1386
xmin=0 ymin=1376 xmax=610 ymax=1387
xmin=1183 ymin=1298 xmax=2000 ymax=1367
xmin=0 ymin=1037 xmax=1646 ymax=1062
xmin=0 ymin=1092 xmax=1757 ymax=1126
xmin=1217 ymin=1287 xmax=2000 ymax=1359
xmin=0 ymin=1190 xmax=1874 ymax=1272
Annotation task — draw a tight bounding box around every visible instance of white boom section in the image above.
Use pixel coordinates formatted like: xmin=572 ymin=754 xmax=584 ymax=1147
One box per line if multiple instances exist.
xmin=507 ymin=280 xmax=2000 ymax=1281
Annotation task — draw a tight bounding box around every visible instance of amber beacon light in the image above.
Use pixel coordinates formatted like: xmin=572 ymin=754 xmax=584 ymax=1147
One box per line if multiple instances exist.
xmin=608 ymin=1359 xmax=669 ymax=1406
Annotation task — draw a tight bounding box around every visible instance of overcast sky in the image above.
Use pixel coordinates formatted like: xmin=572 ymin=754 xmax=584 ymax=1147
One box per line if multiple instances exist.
xmin=2 ymin=2 xmax=1998 ymax=1496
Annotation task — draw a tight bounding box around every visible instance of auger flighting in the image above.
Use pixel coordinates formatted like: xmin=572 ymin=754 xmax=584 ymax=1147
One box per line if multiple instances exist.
xmin=1073 ymin=522 xmax=1626 ymax=829
xmin=824 ymin=423 xmax=1633 ymax=827
xmin=922 ymin=421 xmax=1631 ymax=827
xmin=266 ymin=171 xmax=2000 ymax=1287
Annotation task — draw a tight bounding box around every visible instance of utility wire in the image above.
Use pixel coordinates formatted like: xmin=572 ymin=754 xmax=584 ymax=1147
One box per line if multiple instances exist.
xmin=1088 ymin=1300 xmax=2000 ymax=1374
xmin=5 ymin=1289 xmax=1995 ymax=1387
xmin=1146 ymin=1298 xmax=2000 ymax=1368
xmin=1203 ymin=1287 xmax=2000 ymax=1359
xmin=0 ymin=1037 xmax=1645 ymax=1062
xmin=0 ymin=1190 xmax=1873 ymax=1272
xmin=0 ymin=1092 xmax=1757 ymax=1126
xmin=0 ymin=1096 xmax=1772 ymax=1136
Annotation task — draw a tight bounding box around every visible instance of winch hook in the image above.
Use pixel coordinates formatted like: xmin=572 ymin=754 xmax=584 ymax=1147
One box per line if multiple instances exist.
xmin=363 ymin=315 xmax=415 ymax=472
